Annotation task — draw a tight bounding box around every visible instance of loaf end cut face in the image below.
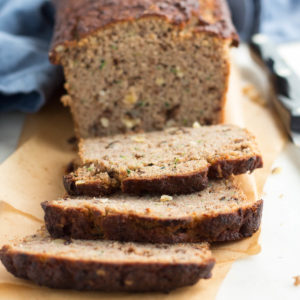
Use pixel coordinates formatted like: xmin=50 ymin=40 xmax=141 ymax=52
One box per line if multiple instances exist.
xmin=0 ymin=229 xmax=215 ymax=292
xmin=50 ymin=0 xmax=238 ymax=138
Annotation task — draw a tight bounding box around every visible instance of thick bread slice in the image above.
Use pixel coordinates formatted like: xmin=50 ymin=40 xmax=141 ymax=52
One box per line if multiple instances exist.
xmin=44 ymin=178 xmax=263 ymax=243
xmin=0 ymin=230 xmax=214 ymax=292
xmin=64 ymin=125 xmax=263 ymax=196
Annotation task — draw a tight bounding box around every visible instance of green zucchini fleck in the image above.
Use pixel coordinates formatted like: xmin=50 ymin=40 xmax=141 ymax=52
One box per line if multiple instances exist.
xmin=99 ymin=59 xmax=106 ymax=70
xmin=170 ymin=67 xmax=177 ymax=74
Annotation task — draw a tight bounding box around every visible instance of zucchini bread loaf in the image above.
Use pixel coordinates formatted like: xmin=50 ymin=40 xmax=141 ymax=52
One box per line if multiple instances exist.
xmin=0 ymin=229 xmax=214 ymax=292
xmin=64 ymin=125 xmax=263 ymax=196
xmin=50 ymin=0 xmax=238 ymax=138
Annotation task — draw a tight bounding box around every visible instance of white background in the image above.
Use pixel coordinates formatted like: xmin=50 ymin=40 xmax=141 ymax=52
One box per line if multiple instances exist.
xmin=218 ymin=44 xmax=300 ymax=300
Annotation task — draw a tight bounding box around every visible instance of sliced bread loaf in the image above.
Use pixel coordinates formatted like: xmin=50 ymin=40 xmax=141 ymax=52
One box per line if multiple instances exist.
xmin=44 ymin=178 xmax=263 ymax=243
xmin=50 ymin=0 xmax=238 ymax=138
xmin=0 ymin=230 xmax=214 ymax=292
xmin=64 ymin=125 xmax=263 ymax=196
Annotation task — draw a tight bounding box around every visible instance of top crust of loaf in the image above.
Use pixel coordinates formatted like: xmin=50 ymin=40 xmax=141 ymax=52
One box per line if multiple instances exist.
xmin=50 ymin=0 xmax=239 ymax=64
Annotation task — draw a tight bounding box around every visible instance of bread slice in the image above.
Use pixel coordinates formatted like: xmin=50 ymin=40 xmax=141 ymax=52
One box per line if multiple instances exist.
xmin=44 ymin=178 xmax=263 ymax=243
xmin=0 ymin=230 xmax=214 ymax=292
xmin=50 ymin=0 xmax=238 ymax=138
xmin=64 ymin=125 xmax=263 ymax=196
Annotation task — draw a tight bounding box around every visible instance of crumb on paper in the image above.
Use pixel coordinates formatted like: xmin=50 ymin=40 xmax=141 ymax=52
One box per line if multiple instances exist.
xmin=271 ymin=167 xmax=282 ymax=175
xmin=242 ymin=84 xmax=266 ymax=106
xmin=293 ymin=275 xmax=300 ymax=286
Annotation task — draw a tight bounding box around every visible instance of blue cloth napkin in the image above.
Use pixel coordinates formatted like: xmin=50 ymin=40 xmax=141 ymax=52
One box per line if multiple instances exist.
xmin=228 ymin=0 xmax=300 ymax=43
xmin=0 ymin=0 xmax=62 ymax=112
xmin=260 ymin=0 xmax=300 ymax=43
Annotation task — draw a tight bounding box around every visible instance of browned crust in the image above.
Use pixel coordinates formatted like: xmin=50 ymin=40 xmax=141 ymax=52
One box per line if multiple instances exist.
xmin=208 ymin=155 xmax=263 ymax=178
xmin=50 ymin=0 xmax=239 ymax=64
xmin=218 ymin=48 xmax=231 ymax=124
xmin=63 ymin=156 xmax=263 ymax=196
xmin=0 ymin=247 xmax=214 ymax=292
xmin=42 ymin=199 xmax=263 ymax=243
xmin=122 ymin=169 xmax=209 ymax=195
xmin=63 ymin=174 xmax=119 ymax=197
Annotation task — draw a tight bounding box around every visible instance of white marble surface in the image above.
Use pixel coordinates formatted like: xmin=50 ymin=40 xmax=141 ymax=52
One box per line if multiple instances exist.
xmin=0 ymin=44 xmax=300 ymax=299
xmin=217 ymin=44 xmax=300 ymax=300
xmin=217 ymin=144 xmax=300 ymax=300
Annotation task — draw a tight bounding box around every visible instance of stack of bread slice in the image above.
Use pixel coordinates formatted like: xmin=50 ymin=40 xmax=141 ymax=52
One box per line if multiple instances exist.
xmin=0 ymin=124 xmax=263 ymax=292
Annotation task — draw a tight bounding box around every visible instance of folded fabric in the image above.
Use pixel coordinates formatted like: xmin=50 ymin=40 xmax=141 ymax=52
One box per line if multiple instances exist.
xmin=260 ymin=0 xmax=300 ymax=43
xmin=228 ymin=0 xmax=300 ymax=43
xmin=0 ymin=0 xmax=62 ymax=112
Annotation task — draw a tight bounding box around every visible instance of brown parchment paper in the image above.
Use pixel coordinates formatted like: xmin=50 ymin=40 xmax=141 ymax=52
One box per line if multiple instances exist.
xmin=0 ymin=63 xmax=286 ymax=299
